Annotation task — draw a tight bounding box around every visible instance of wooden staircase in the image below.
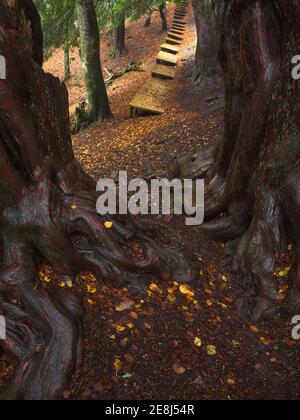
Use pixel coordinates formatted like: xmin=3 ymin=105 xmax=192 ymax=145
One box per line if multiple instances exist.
xmin=129 ymin=1 xmax=189 ymax=117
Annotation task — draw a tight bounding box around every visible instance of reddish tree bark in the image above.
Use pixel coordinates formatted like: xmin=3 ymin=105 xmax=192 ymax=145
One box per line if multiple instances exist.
xmin=177 ymin=0 xmax=300 ymax=321
xmin=0 ymin=0 xmax=194 ymax=400
xmin=205 ymin=0 xmax=300 ymax=321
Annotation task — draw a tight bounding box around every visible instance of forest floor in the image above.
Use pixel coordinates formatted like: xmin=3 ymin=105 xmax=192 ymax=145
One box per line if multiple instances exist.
xmin=1 ymin=4 xmax=300 ymax=401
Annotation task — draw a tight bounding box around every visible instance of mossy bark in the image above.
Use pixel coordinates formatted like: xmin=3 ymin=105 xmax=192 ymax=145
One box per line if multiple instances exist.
xmin=115 ymin=18 xmax=125 ymax=56
xmin=159 ymin=3 xmax=167 ymax=31
xmin=76 ymin=0 xmax=111 ymax=123
xmin=192 ymin=0 xmax=223 ymax=85
xmin=64 ymin=44 xmax=71 ymax=80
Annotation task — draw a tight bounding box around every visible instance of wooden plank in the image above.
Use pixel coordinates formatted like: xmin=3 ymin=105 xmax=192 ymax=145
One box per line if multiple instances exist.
xmin=152 ymin=64 xmax=175 ymax=80
xmin=129 ymin=80 xmax=165 ymax=115
xmin=168 ymin=31 xmax=185 ymax=41
xmin=171 ymin=28 xmax=185 ymax=35
xmin=172 ymin=26 xmax=185 ymax=32
xmin=165 ymin=37 xmax=181 ymax=46
xmin=160 ymin=43 xmax=180 ymax=54
xmin=156 ymin=50 xmax=178 ymax=66
xmin=173 ymin=18 xmax=186 ymax=25
xmin=172 ymin=23 xmax=185 ymax=28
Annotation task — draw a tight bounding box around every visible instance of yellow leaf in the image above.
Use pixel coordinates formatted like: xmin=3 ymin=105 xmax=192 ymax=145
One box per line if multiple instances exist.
xmin=114 ymin=358 xmax=122 ymax=371
xmin=58 ymin=281 xmax=66 ymax=288
xmin=87 ymin=298 xmax=96 ymax=305
xmin=167 ymin=294 xmax=176 ymax=303
xmin=179 ymin=284 xmax=195 ymax=297
xmin=194 ymin=337 xmax=202 ymax=347
xmin=278 ymin=267 xmax=291 ymax=277
xmin=206 ymin=299 xmax=213 ymax=307
xmin=116 ymin=325 xmax=126 ymax=332
xmin=149 ymin=283 xmax=159 ymax=291
xmin=71 ymin=204 xmax=78 ymax=210
xmin=127 ymin=323 xmax=134 ymax=329
xmin=207 ymin=345 xmax=217 ymax=356
xmin=87 ymin=285 xmax=97 ymax=294
xmin=39 ymin=272 xmax=51 ymax=283
xmin=86 ymin=273 xmax=96 ymax=282
xmin=109 ymin=334 xmax=116 ymax=340
xmin=222 ymin=275 xmax=228 ymax=282
xmin=66 ymin=280 xmax=73 ymax=288
xmin=227 ymin=378 xmax=235 ymax=385
xmin=104 ymin=221 xmax=113 ymax=229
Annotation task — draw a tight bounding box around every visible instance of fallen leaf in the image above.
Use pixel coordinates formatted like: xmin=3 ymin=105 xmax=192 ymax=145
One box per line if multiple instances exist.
xmin=87 ymin=285 xmax=97 ymax=294
xmin=104 ymin=221 xmax=113 ymax=229
xmin=87 ymin=298 xmax=96 ymax=305
xmin=114 ymin=358 xmax=122 ymax=372
xmin=172 ymin=363 xmax=186 ymax=375
xmin=179 ymin=284 xmax=195 ymax=297
xmin=207 ymin=345 xmax=217 ymax=356
xmin=194 ymin=337 xmax=202 ymax=347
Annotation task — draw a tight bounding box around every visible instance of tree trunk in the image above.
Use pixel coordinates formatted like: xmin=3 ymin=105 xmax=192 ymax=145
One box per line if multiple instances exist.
xmin=159 ymin=3 xmax=168 ymax=31
xmin=64 ymin=44 xmax=71 ymax=80
xmin=115 ymin=18 xmax=125 ymax=56
xmin=144 ymin=10 xmax=152 ymax=27
xmin=0 ymin=0 xmax=194 ymax=400
xmin=76 ymin=0 xmax=111 ymax=123
xmin=189 ymin=0 xmax=300 ymax=321
xmin=192 ymin=0 xmax=223 ymax=84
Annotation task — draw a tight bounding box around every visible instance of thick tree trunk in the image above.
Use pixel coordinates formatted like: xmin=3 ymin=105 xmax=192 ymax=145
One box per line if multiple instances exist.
xmin=0 ymin=0 xmax=194 ymax=400
xmin=115 ymin=18 xmax=125 ymax=56
xmin=185 ymin=0 xmax=300 ymax=321
xmin=76 ymin=0 xmax=111 ymax=123
xmin=192 ymin=0 xmax=223 ymax=84
xmin=159 ymin=3 xmax=168 ymax=31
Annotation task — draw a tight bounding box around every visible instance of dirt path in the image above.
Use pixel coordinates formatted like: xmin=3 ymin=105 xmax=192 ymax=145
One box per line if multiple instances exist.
xmin=66 ymin=7 xmax=300 ymax=401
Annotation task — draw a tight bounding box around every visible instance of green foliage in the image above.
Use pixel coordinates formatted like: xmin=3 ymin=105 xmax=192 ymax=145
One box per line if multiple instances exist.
xmin=34 ymin=0 xmax=77 ymax=56
xmin=34 ymin=0 xmax=179 ymax=58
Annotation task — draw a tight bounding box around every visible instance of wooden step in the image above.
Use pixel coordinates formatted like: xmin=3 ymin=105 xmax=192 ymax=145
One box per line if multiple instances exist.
xmin=160 ymin=43 xmax=180 ymax=54
xmin=172 ymin=23 xmax=185 ymax=28
xmin=152 ymin=64 xmax=175 ymax=80
xmin=156 ymin=50 xmax=178 ymax=67
xmin=171 ymin=28 xmax=185 ymax=35
xmin=173 ymin=18 xmax=186 ymax=25
xmin=129 ymin=79 xmax=165 ymax=116
xmin=168 ymin=31 xmax=185 ymax=41
xmin=165 ymin=37 xmax=181 ymax=45
xmin=172 ymin=26 xmax=185 ymax=32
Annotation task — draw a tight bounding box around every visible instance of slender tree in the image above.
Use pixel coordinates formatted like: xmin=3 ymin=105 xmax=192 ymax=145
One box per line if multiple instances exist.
xmin=159 ymin=2 xmax=167 ymax=31
xmin=115 ymin=17 xmax=126 ymax=55
xmin=76 ymin=0 xmax=112 ymax=123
